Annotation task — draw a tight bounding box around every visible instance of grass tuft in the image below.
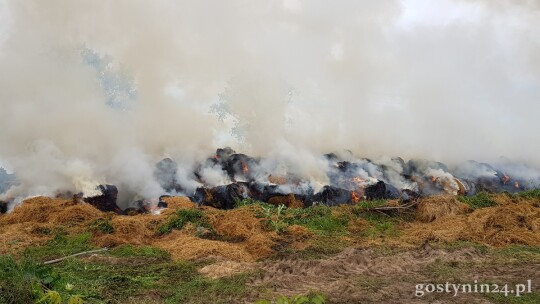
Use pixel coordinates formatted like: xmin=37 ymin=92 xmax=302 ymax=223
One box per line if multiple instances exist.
xmin=89 ymin=218 xmax=115 ymax=234
xmin=23 ymin=232 xmax=94 ymax=261
xmin=157 ymin=209 xmax=212 ymax=235
xmin=458 ymin=192 xmax=497 ymax=209
xmin=109 ymin=245 xmax=171 ymax=260
xmin=284 ymin=205 xmax=349 ymax=236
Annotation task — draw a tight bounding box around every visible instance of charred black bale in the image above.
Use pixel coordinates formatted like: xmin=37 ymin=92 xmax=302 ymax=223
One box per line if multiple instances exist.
xmin=158 ymin=195 xmax=170 ymax=208
xmin=400 ymin=189 xmax=421 ymax=202
xmin=0 ymin=200 xmax=8 ymax=213
xmin=364 ymin=181 xmax=386 ymax=200
xmin=246 ymin=182 xmax=311 ymax=205
xmin=225 ymin=154 xmax=259 ymax=182
xmin=215 ymin=147 xmax=236 ymax=163
xmin=192 ymin=182 xmax=249 ymax=209
xmin=308 ymin=185 xmax=353 ymax=207
xmin=371 ymin=182 xmax=401 ymax=200
xmin=247 ymin=182 xmax=287 ymax=201
xmin=122 ymin=207 xmax=143 ymax=216
xmin=154 ymin=158 xmax=183 ymax=193
xmin=194 ymin=148 xmax=236 ymax=180
xmin=474 ymin=175 xmax=505 ymax=193
xmin=122 ymin=199 xmax=149 ymax=215
xmin=84 ymin=185 xmax=121 ymax=213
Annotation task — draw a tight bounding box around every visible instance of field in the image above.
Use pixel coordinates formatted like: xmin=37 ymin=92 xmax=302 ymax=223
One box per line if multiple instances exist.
xmin=1 ymin=192 xmax=539 ymax=303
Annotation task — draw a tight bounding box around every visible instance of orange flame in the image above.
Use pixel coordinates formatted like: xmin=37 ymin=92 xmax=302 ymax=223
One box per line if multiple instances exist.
xmin=502 ymin=175 xmax=510 ymax=184
xmin=351 ymin=191 xmax=360 ymax=203
xmin=351 ymin=177 xmax=366 ymax=183
xmin=514 ymin=181 xmax=520 ymax=189
xmin=241 ymin=162 xmax=249 ymax=175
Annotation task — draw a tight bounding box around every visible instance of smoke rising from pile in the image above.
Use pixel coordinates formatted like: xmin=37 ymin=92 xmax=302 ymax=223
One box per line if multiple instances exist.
xmin=0 ymin=0 xmax=539 ymax=204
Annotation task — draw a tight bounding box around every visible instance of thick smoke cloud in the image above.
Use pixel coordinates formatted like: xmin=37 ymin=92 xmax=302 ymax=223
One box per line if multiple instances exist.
xmin=0 ymin=0 xmax=539 ymax=205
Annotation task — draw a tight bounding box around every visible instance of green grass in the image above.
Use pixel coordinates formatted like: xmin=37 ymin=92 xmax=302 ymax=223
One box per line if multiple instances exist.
xmin=88 ymin=218 xmax=114 ymax=234
xmin=255 ymin=291 xmax=326 ymax=304
xmin=0 ymin=255 xmax=44 ymax=304
xmin=423 ymin=258 xmax=465 ymax=281
xmin=23 ymin=232 xmax=94 ymax=261
xmin=1 ymin=248 xmax=253 ymax=304
xmin=157 ymin=209 xmax=212 ymax=235
xmin=237 ymin=201 xmax=351 ymax=236
xmin=352 ymin=199 xmax=389 ymax=211
xmin=108 ymin=245 xmax=171 ymax=260
xmin=235 ymin=197 xmax=272 ymax=209
xmin=432 ymin=240 xmax=489 ymax=254
xmin=516 ymin=189 xmax=540 ymax=200
xmin=458 ymin=192 xmax=497 ymax=209
xmin=495 ymin=245 xmax=540 ymax=263
xmin=165 ymin=272 xmax=252 ymax=304
xmin=485 ymin=292 xmax=540 ymax=304
xmin=292 ymin=236 xmax=350 ymax=260
xmin=284 ymin=205 xmax=350 ymax=236
xmin=358 ymin=213 xmax=400 ymax=239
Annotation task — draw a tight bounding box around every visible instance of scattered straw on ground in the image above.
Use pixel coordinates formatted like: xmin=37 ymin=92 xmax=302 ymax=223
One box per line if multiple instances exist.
xmin=198 ymin=260 xmax=255 ymax=279
xmin=206 ymin=207 xmax=278 ymax=260
xmin=0 ymin=196 xmax=106 ymax=252
xmin=160 ymin=196 xmax=196 ymax=215
xmin=152 ymin=231 xmax=253 ymax=262
xmin=3 ymin=193 xmax=540 ymax=262
xmin=51 ymin=203 xmax=104 ymax=226
xmin=93 ymin=214 xmax=163 ymax=247
xmin=268 ymin=194 xmax=304 ymax=208
xmin=0 ymin=197 xmax=75 ymax=225
xmin=405 ymin=200 xmax=540 ymax=246
xmin=415 ymin=195 xmax=471 ymax=223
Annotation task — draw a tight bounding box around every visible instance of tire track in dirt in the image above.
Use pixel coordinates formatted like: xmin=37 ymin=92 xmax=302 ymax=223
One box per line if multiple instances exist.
xmin=248 ymin=246 xmax=486 ymax=303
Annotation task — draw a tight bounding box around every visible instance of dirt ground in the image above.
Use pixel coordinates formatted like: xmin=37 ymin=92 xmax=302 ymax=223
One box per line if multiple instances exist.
xmin=197 ymin=244 xmax=539 ymax=303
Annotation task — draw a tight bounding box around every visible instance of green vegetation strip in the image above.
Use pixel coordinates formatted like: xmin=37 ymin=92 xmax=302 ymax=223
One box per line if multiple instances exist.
xmin=1 ymin=237 xmax=253 ymax=304
xmin=157 ymin=209 xmax=212 ymax=235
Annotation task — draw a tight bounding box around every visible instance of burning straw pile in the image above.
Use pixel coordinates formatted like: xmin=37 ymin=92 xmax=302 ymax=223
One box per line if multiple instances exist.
xmin=1 ymin=148 xmax=540 ymax=261
xmin=2 ymin=147 xmax=540 ymax=215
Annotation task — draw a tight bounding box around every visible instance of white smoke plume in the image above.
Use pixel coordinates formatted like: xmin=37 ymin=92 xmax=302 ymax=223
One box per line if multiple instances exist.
xmin=0 ymin=0 xmax=539 ymax=206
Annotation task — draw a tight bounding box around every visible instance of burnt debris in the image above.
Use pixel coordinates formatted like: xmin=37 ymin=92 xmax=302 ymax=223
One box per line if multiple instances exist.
xmin=4 ymin=147 xmax=540 ymax=214
xmin=192 ymin=182 xmax=250 ymax=209
xmin=0 ymin=200 xmax=8 ymax=214
xmin=83 ymin=185 xmax=121 ymax=214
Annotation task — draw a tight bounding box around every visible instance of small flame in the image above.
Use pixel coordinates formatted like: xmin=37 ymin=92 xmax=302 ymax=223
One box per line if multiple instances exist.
xmin=514 ymin=181 xmax=520 ymax=189
xmin=502 ymin=175 xmax=510 ymax=184
xmin=351 ymin=191 xmax=360 ymax=203
xmin=241 ymin=162 xmax=249 ymax=175
xmin=351 ymin=177 xmax=365 ymax=183
xmin=213 ymin=154 xmax=219 ymax=160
